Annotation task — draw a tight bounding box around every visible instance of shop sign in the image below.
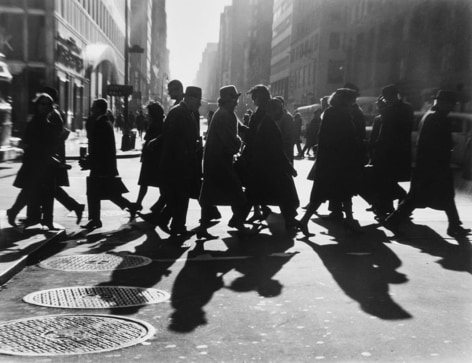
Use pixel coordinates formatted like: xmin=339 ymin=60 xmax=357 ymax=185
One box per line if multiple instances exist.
xmin=107 ymin=84 xmax=133 ymax=97
xmin=56 ymin=33 xmax=84 ymax=73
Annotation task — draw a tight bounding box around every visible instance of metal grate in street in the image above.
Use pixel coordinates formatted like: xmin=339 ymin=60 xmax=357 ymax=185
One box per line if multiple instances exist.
xmin=23 ymin=286 xmax=170 ymax=309
xmin=0 ymin=314 xmax=155 ymax=356
xmin=39 ymin=254 xmax=152 ymax=271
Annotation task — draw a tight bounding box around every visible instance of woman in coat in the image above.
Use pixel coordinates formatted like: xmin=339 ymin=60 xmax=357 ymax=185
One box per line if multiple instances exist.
xmin=298 ymin=88 xmax=362 ymax=236
xmin=133 ymin=101 xmax=165 ymax=213
xmin=8 ymin=93 xmax=61 ymax=228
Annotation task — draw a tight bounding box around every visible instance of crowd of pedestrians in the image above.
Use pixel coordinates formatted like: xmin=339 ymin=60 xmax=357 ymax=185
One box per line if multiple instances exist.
xmin=5 ymin=80 xmax=471 ymax=240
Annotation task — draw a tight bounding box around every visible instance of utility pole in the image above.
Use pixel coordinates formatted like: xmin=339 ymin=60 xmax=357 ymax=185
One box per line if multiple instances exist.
xmin=124 ymin=0 xmax=129 ymax=130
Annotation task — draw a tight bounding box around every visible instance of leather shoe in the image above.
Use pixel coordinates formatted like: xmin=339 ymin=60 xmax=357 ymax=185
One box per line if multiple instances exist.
xmin=6 ymin=209 xmax=17 ymax=227
xmin=75 ymin=204 xmax=85 ymax=225
xmin=81 ymin=220 xmax=102 ymax=229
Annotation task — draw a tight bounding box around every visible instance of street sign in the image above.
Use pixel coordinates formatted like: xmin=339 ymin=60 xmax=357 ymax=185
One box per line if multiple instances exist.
xmin=107 ymin=84 xmax=133 ymax=97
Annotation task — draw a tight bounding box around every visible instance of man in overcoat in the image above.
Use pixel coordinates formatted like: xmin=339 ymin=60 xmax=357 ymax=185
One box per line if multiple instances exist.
xmin=244 ymin=98 xmax=299 ymax=230
xmin=198 ymin=85 xmax=253 ymax=236
xmin=371 ymin=85 xmax=413 ymax=219
xmin=158 ymin=86 xmax=202 ymax=236
xmin=385 ymin=90 xmax=470 ymax=237
xmin=79 ymin=98 xmax=133 ymax=229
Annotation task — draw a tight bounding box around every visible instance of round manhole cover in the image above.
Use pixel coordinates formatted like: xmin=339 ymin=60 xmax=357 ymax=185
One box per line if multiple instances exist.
xmin=39 ymin=254 xmax=152 ymax=271
xmin=23 ymin=286 xmax=170 ymax=309
xmin=0 ymin=314 xmax=155 ymax=356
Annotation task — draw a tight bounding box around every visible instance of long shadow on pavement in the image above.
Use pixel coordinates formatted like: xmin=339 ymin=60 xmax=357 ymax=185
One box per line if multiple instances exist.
xmin=301 ymin=218 xmax=412 ymax=320
xmin=392 ymin=222 xmax=472 ymax=274
xmin=168 ymin=212 xmax=298 ymax=333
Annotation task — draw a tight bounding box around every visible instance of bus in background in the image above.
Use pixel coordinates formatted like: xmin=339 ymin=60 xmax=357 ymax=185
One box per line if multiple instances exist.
xmin=294 ymin=103 xmax=321 ymax=135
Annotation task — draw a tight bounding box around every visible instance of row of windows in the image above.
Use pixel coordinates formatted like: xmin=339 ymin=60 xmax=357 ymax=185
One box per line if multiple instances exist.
xmin=290 ymin=32 xmax=342 ymax=62
xmin=56 ymin=0 xmax=124 ymax=52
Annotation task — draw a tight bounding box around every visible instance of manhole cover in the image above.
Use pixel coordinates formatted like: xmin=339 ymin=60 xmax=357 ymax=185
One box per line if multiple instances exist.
xmin=23 ymin=286 xmax=170 ymax=309
xmin=39 ymin=254 xmax=152 ymax=271
xmin=0 ymin=314 xmax=154 ymax=356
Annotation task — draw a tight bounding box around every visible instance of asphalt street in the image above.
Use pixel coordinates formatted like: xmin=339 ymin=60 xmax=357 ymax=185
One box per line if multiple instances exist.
xmin=0 ymin=153 xmax=471 ymax=362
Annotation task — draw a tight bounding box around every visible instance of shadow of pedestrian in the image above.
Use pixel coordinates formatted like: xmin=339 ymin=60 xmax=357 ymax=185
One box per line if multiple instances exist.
xmin=393 ymin=222 xmax=472 ymax=274
xmin=301 ymin=224 xmax=412 ymax=320
xmin=168 ymin=216 xmax=298 ymax=333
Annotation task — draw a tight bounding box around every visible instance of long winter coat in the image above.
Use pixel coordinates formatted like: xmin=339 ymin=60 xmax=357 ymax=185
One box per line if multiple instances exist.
xmin=138 ymin=113 xmax=164 ymax=187
xmin=409 ymin=107 xmax=455 ymax=209
xmin=309 ymin=105 xmax=361 ymax=203
xmin=246 ymin=114 xmax=299 ymax=208
xmin=158 ymin=101 xmax=200 ymax=197
xmin=14 ymin=114 xmax=60 ymax=189
xmin=371 ymin=99 xmax=414 ymax=181
xmin=86 ymin=114 xmax=128 ymax=198
xmin=199 ymin=106 xmax=246 ymax=206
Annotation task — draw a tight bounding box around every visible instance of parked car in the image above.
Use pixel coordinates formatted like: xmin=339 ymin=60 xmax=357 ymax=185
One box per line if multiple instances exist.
xmin=294 ymin=103 xmax=321 ymax=135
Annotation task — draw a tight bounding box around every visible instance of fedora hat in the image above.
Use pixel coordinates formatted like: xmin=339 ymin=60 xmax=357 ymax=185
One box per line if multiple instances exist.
xmin=434 ymin=90 xmax=457 ymax=104
xmin=219 ymin=85 xmax=241 ymax=102
xmin=184 ymin=86 xmax=202 ymax=99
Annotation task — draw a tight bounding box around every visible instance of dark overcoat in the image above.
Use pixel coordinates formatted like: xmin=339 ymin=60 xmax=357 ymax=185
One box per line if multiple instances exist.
xmin=409 ymin=107 xmax=455 ymax=209
xmin=86 ymin=114 xmax=128 ymax=198
xmin=309 ymin=105 xmax=360 ymax=202
xmin=372 ymin=100 xmax=413 ymax=181
xmin=138 ymin=114 xmax=164 ymax=187
xmin=199 ymin=107 xmax=246 ymax=206
xmin=247 ymin=114 xmax=299 ymax=208
xmin=14 ymin=114 xmax=60 ymax=189
xmin=158 ymin=101 xmax=200 ymax=197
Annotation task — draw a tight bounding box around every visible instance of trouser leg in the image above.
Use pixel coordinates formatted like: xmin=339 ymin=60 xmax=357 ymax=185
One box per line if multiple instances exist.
xmin=55 ymin=187 xmax=81 ymax=211
xmin=87 ymin=194 xmax=101 ymax=222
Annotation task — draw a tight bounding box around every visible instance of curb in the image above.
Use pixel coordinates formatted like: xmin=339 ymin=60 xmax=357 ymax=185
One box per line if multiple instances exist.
xmin=0 ymin=212 xmax=65 ymax=286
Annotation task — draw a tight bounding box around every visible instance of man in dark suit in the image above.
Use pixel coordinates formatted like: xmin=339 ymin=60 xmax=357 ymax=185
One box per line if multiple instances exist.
xmin=157 ymin=87 xmax=202 ymax=237
xmin=385 ymin=90 xmax=470 ymax=237
xmin=79 ymin=98 xmax=133 ymax=229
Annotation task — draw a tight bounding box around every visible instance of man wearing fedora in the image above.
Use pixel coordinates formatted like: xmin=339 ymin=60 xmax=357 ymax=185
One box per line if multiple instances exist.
xmin=370 ymin=84 xmax=413 ymax=221
xmin=198 ymin=85 xmax=254 ymax=237
xmin=157 ymin=86 xmax=202 ymax=237
xmin=385 ymin=90 xmax=470 ymax=237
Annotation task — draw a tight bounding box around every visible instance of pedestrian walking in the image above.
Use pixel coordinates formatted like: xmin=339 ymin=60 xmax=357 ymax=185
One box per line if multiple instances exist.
xmin=385 ymin=90 xmax=471 ymax=237
xmin=300 ymin=110 xmax=320 ymax=159
xmin=370 ymin=84 xmax=413 ymax=220
xmin=136 ymin=109 xmax=146 ymax=139
xmin=79 ymin=98 xmax=134 ymax=229
xmin=293 ymin=113 xmax=303 ymax=159
xmin=133 ymin=102 xmax=165 ymax=216
xmin=274 ymin=96 xmax=297 ymax=164
xmin=156 ymin=86 xmax=202 ymax=237
xmin=241 ymin=84 xmax=273 ymax=223
xmin=298 ymin=89 xmax=363 ymax=236
xmin=198 ymin=85 xmax=254 ymax=238
xmin=7 ymin=93 xmax=61 ymax=229
xmin=243 ymin=98 xmax=300 ymax=230
xmin=6 ymin=87 xmax=84 ymax=227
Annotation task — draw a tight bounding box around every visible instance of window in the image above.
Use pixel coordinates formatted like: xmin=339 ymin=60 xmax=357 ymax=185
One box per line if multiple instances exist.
xmin=28 ymin=15 xmax=46 ymax=61
xmin=327 ymin=60 xmax=344 ymax=84
xmin=329 ymin=33 xmax=341 ymax=49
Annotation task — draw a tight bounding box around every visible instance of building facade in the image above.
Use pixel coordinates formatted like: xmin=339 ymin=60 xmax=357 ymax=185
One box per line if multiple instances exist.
xmin=195 ymin=42 xmax=218 ymax=102
xmin=270 ymin=0 xmax=293 ymax=102
xmin=0 ymin=0 xmax=127 ymax=134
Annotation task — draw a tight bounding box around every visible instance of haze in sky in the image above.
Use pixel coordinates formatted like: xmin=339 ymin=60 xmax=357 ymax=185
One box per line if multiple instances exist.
xmin=166 ymin=0 xmax=232 ymax=88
